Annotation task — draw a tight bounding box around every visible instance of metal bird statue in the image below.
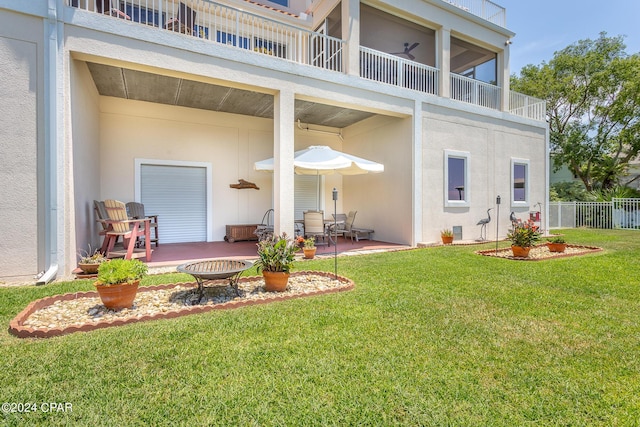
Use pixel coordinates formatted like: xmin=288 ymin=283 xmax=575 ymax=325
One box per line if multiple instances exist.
xmin=476 ymin=208 xmax=492 ymax=241
xmin=510 ymin=211 xmax=518 ymax=228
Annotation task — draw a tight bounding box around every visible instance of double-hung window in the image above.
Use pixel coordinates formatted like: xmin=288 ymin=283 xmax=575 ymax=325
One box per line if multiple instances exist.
xmin=444 ymin=150 xmax=470 ymax=207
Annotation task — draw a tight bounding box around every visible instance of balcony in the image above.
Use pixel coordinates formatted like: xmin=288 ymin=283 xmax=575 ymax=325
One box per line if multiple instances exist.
xmin=70 ymin=0 xmax=344 ymax=72
xmin=360 ymin=47 xmax=439 ymax=95
xmin=69 ymin=0 xmax=543 ymax=121
xmin=441 ymin=0 xmax=506 ymax=28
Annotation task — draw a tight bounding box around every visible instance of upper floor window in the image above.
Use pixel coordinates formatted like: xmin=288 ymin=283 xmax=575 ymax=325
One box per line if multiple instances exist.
xmin=217 ymin=31 xmax=249 ymax=49
xmin=511 ymin=158 xmax=529 ymax=206
xmin=444 ymin=150 xmax=470 ymax=207
xmin=268 ymin=0 xmax=289 ymax=7
xmin=124 ymin=4 xmax=163 ymax=27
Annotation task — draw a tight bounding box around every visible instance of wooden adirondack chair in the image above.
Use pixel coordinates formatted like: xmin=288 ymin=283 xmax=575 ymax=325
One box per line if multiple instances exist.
xmin=103 ymin=199 xmax=152 ymax=261
xmin=126 ymin=202 xmax=159 ymax=247
xmin=94 ymin=200 xmax=117 ymax=254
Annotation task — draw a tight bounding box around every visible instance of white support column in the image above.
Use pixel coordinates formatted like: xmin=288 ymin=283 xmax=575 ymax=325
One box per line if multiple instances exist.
xmin=341 ymin=0 xmax=360 ymax=76
xmin=412 ymin=99 xmax=424 ymax=246
xmin=273 ymin=89 xmax=296 ymax=237
xmin=437 ymin=27 xmax=451 ymax=99
xmin=498 ymin=45 xmax=510 ymax=111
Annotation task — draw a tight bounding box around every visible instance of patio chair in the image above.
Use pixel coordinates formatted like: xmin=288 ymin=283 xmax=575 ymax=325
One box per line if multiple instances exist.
xmin=164 ymin=2 xmax=196 ymax=35
xmin=303 ymin=210 xmax=329 ymax=246
xmin=344 ymin=211 xmax=375 ymax=242
xmin=126 ymin=202 xmax=159 ymax=247
xmin=103 ymin=199 xmax=152 ymax=261
xmin=329 ymin=211 xmax=357 ymax=243
xmin=94 ymin=200 xmax=119 ymax=254
xmin=255 ymin=208 xmax=274 ymax=241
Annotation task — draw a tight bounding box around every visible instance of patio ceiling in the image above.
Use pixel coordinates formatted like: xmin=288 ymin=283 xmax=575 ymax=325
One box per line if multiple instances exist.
xmin=86 ymin=62 xmax=376 ymax=128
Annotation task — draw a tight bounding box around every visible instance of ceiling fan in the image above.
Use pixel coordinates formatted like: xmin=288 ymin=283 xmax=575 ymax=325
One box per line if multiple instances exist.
xmin=391 ymin=42 xmax=420 ymax=60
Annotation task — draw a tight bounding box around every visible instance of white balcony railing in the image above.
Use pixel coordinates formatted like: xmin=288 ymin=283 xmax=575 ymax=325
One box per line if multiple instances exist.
xmin=70 ymin=1 xmax=545 ymax=120
xmin=450 ymin=73 xmax=501 ymax=110
xmin=70 ymin=0 xmax=344 ymax=72
xmin=509 ymin=91 xmax=547 ymax=121
xmin=442 ymin=0 xmax=506 ymax=27
xmin=360 ymin=47 xmax=439 ymax=95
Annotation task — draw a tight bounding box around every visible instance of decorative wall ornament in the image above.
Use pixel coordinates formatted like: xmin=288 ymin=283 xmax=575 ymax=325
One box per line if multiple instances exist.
xmin=230 ymin=179 xmax=260 ymax=190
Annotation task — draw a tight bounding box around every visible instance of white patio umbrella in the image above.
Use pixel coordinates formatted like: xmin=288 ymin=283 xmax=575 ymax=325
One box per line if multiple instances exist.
xmin=254 ymin=145 xmax=384 ymax=209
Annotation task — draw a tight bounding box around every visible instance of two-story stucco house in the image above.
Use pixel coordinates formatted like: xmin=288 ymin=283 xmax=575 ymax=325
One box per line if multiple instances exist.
xmin=0 ymin=0 xmax=547 ymax=283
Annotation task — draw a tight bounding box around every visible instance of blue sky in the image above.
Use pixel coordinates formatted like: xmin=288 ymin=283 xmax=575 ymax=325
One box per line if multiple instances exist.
xmin=499 ymin=0 xmax=640 ymax=75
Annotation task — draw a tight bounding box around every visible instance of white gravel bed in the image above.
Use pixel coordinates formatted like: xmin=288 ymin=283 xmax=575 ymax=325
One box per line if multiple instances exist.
xmin=22 ymin=274 xmax=344 ymax=331
xmin=478 ymin=245 xmax=601 ymax=260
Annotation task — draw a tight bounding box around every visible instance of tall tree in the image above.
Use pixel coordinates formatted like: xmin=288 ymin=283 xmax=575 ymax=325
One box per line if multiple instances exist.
xmin=511 ymin=33 xmax=640 ymax=191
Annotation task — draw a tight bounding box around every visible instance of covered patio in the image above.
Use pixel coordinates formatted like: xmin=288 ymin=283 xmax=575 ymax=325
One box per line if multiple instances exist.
xmin=144 ymin=236 xmax=409 ymax=270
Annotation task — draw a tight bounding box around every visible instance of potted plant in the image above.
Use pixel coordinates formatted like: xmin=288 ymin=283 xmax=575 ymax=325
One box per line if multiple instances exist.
xmin=301 ymin=236 xmax=317 ymax=259
xmin=506 ymin=219 xmax=541 ymax=257
xmin=255 ymin=233 xmax=299 ymax=292
xmin=547 ymin=236 xmax=567 ymax=253
xmin=95 ymin=258 xmax=147 ymax=310
xmin=441 ymin=229 xmax=454 ymax=244
xmin=77 ymin=246 xmax=108 ymax=274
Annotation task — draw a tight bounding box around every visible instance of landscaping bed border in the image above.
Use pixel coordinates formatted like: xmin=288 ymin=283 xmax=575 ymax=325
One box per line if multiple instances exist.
xmin=9 ymin=271 xmax=354 ymax=339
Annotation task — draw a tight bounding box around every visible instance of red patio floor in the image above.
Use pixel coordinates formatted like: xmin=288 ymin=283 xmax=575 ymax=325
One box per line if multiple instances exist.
xmin=145 ymin=237 xmax=407 ymax=269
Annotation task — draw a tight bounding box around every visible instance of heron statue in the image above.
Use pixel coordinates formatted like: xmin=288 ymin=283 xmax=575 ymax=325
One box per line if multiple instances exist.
xmin=510 ymin=211 xmax=518 ymax=228
xmin=476 ymin=208 xmax=492 ymax=241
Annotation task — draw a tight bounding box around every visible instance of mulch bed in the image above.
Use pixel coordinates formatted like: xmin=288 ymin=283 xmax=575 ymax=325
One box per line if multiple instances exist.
xmin=477 ymin=244 xmax=602 ymax=260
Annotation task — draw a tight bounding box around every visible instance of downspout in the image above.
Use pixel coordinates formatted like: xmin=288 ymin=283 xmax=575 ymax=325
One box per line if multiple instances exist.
xmin=36 ymin=0 xmax=61 ymax=284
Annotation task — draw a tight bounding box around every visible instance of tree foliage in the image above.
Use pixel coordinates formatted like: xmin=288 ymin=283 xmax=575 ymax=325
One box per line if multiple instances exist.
xmin=511 ymin=33 xmax=640 ymax=191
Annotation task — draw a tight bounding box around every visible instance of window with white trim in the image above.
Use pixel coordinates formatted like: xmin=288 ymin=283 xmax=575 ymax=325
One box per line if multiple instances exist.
xmin=511 ymin=158 xmax=529 ymax=206
xmin=269 ymin=0 xmax=289 ymax=7
xmin=444 ymin=150 xmax=470 ymax=207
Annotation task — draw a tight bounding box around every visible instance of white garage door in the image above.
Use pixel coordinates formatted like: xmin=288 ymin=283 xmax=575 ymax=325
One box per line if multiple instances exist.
xmin=140 ymin=164 xmax=207 ymax=243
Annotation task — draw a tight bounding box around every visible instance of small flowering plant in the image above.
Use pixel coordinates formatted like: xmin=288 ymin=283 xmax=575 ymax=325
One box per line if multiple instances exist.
xmin=303 ymin=236 xmax=315 ymax=248
xmin=78 ymin=246 xmax=108 ymax=265
xmin=296 ymin=235 xmax=316 ymax=248
xmin=507 ymin=219 xmax=541 ymax=248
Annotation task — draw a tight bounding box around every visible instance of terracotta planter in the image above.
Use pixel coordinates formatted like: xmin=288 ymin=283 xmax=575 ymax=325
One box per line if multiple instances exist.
xmin=547 ymin=242 xmax=567 ymax=253
xmin=441 ymin=236 xmax=454 ymax=244
xmin=262 ymin=271 xmax=290 ymax=292
xmin=511 ymin=245 xmax=531 ymax=258
xmin=303 ymin=247 xmax=317 ymax=259
xmin=95 ymin=280 xmax=140 ymax=310
xmin=78 ymin=263 xmax=101 ymax=274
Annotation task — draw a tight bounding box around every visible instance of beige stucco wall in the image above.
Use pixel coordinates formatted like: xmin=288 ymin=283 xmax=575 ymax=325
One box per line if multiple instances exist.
xmin=343 ymin=115 xmax=413 ymax=244
xmin=423 ymin=106 xmax=546 ymax=242
xmin=70 ymin=60 xmax=102 ymax=259
xmin=0 ymin=11 xmax=42 ymax=280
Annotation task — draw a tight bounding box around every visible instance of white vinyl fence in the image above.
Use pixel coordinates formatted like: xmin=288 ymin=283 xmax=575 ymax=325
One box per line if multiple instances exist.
xmin=549 ymin=199 xmax=640 ymax=229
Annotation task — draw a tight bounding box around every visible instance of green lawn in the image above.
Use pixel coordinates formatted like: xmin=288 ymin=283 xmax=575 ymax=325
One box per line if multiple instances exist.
xmin=1 ymin=229 xmax=639 ymax=426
